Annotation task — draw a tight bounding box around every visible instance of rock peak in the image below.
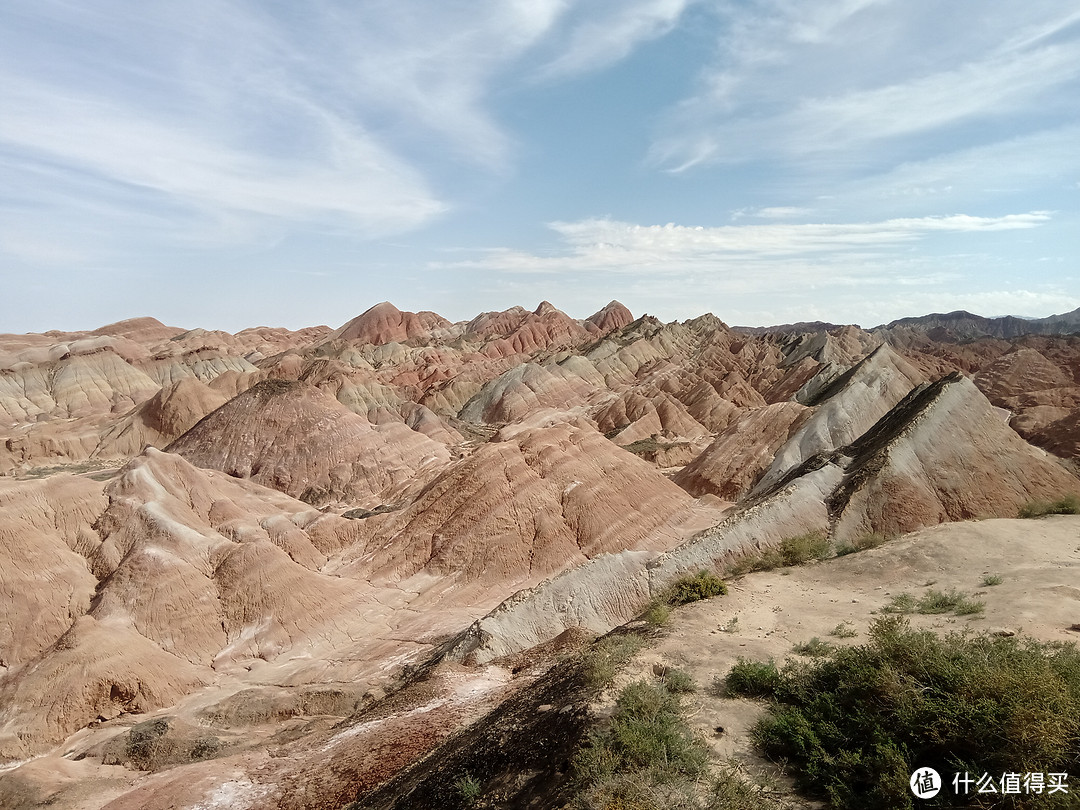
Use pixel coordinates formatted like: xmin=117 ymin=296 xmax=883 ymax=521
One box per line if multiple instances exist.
xmin=332 ymin=302 xmax=447 ymax=346
xmin=586 ymin=300 xmax=634 ymax=333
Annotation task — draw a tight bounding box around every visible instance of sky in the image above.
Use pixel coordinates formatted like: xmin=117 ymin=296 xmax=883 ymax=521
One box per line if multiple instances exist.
xmin=2 ymin=0 xmax=1079 ymax=333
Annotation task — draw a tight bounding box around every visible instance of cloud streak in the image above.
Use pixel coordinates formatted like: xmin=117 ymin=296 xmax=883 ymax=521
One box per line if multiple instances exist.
xmin=447 ymin=213 xmax=1051 ymax=274
xmin=652 ymin=2 xmax=1080 ymax=171
xmin=532 ymin=0 xmax=691 ymax=80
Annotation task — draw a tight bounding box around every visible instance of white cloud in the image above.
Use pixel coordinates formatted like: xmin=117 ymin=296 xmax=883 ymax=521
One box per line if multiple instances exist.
xmin=431 ymin=211 xmax=1068 ymax=325
xmin=0 ymin=77 xmax=445 ymax=236
xmin=454 ymin=213 xmax=1051 ymax=273
xmin=533 ymin=0 xmax=691 ymax=80
xmin=0 ymin=0 xmax=701 ymax=263
xmin=732 ymin=206 xmax=815 ymax=220
xmin=651 ymin=2 xmax=1080 ymax=171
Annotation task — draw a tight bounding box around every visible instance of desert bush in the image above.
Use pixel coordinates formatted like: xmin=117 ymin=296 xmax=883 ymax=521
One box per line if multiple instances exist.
xmin=661 ymin=668 xmax=696 ymax=694
xmin=574 ymin=668 xmax=782 ymax=810
xmin=574 ymin=679 xmax=708 ymax=796
xmin=830 ymin=622 xmax=858 ymax=638
xmin=1018 ymin=494 xmax=1080 ymax=518
xmin=745 ymin=616 xmax=1080 ymax=809
xmin=880 ymin=592 xmax=918 ymax=614
xmin=666 ymin=570 xmax=727 ymax=605
xmin=583 ymin=634 xmax=646 ymax=689
xmin=790 ymin=637 xmax=832 ymax=657
xmin=125 ymin=717 xmax=174 ymax=770
xmin=916 ymin=587 xmax=984 ymax=615
xmin=724 ymin=659 xmax=782 ymax=698
xmin=881 ymin=588 xmax=984 ymax=617
xmin=779 ymin=531 xmax=830 ymax=565
xmin=642 ymin=600 xmax=672 ymax=627
xmin=190 ymin=736 xmax=221 ymax=760
xmin=836 ymin=532 xmax=890 ymax=556
xmin=981 ymin=573 xmax=1004 ymax=586
xmin=727 ymin=532 xmax=832 ymax=574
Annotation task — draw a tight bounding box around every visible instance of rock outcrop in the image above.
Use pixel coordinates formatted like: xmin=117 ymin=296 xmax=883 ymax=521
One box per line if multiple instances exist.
xmin=166 ymin=380 xmax=450 ymax=506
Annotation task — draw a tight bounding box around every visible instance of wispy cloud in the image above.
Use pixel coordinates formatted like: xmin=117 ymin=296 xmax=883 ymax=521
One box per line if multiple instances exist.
xmin=532 ymin=0 xmax=691 ymax=80
xmin=0 ymin=0 xmax=702 ymax=266
xmin=731 ymin=206 xmax=815 ymax=220
xmin=444 ymin=213 xmax=1050 ymax=274
xmin=651 ymin=2 xmax=1080 ymax=171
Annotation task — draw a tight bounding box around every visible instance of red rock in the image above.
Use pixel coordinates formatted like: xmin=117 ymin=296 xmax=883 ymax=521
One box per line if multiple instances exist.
xmin=585 ymin=300 xmax=634 ymax=334
xmin=332 ymin=302 xmax=450 ymax=346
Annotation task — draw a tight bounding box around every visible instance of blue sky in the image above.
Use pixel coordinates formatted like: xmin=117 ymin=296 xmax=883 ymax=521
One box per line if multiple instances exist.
xmin=2 ymin=0 xmax=1078 ymax=333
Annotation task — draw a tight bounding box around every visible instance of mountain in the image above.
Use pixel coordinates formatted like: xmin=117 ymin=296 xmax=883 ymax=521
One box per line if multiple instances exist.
xmin=878 ymin=306 xmax=1080 ymax=340
xmin=1 ymin=302 xmax=1079 ymax=809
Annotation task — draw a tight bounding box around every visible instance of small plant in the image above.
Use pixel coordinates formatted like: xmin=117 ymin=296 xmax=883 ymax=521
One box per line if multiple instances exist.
xmin=851 ymin=532 xmax=887 ymax=551
xmin=779 ymin=531 xmax=830 ymax=566
xmin=830 ymin=622 xmax=857 ymax=638
xmin=583 ymin=634 xmax=645 ymax=689
xmin=791 ymin=637 xmax=832 ymax=657
xmin=706 ymin=763 xmax=775 ymax=810
xmin=1018 ymin=494 xmax=1080 ymax=518
xmin=573 ymin=680 xmax=708 ymax=794
xmin=642 ymin=600 xmax=671 ymax=627
xmin=981 ymin=574 xmax=1004 ymax=586
xmin=952 ymin=597 xmax=986 ymax=616
xmin=835 ymin=532 xmax=890 ymax=557
xmin=917 ymin=588 xmax=984 ymax=616
xmin=721 ymin=616 xmax=740 ymax=633
xmin=454 ymin=772 xmax=482 ymax=806
xmin=727 ymin=532 xmax=831 ymax=574
xmin=880 ymin=592 xmax=918 ymax=614
xmin=661 ymin=668 xmax=696 ymax=694
xmin=724 ymin=658 xmax=782 ymax=698
xmin=667 ymin=570 xmax=728 ymax=605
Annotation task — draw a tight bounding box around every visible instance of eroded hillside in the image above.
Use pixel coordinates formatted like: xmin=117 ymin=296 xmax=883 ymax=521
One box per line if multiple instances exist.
xmin=1 ymin=301 xmax=1078 ymax=809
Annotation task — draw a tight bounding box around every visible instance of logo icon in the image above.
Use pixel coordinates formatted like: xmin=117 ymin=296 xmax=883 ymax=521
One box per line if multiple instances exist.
xmin=911 ymin=768 xmax=942 ymax=799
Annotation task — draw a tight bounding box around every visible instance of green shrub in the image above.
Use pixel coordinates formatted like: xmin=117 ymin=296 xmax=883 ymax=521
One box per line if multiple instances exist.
xmin=830 ymin=622 xmax=858 ymax=638
xmin=836 ymin=532 xmax=890 ymax=556
xmin=661 ymin=668 xmax=696 ymax=694
xmin=583 ymin=634 xmax=645 ymax=689
xmin=981 ymin=574 xmax=1004 ymax=586
xmin=881 ymin=588 xmax=984 ymax=617
xmin=779 ymin=531 xmax=830 ymax=566
xmin=746 ymin=617 xmax=1080 ymax=809
xmin=1019 ymin=494 xmax=1080 ymax=518
xmin=574 ymin=680 xmax=708 ymax=790
xmin=727 ymin=532 xmax=832 ymax=574
xmin=454 ymin=772 xmax=482 ymax=806
xmin=573 ymin=671 xmax=782 ymax=810
xmin=791 ymin=637 xmax=833 ymax=657
xmin=880 ymin=592 xmax=918 ymax=614
xmin=642 ymin=600 xmax=671 ymax=627
xmin=667 ymin=570 xmax=727 ymax=605
xmin=918 ymin=588 xmax=984 ymax=616
xmin=724 ymin=659 xmax=782 ymax=698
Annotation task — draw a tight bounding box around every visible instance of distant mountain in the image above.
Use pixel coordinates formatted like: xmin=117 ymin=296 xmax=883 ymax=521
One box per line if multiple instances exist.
xmin=731 ymin=320 xmax=847 ymax=335
xmin=876 ymin=307 xmax=1080 ymax=340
